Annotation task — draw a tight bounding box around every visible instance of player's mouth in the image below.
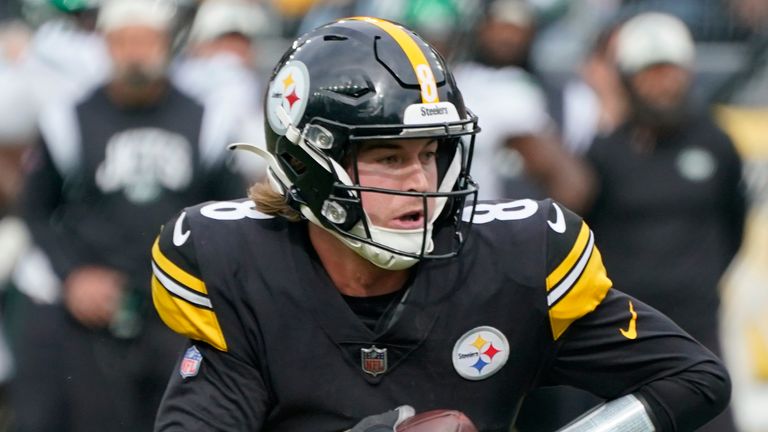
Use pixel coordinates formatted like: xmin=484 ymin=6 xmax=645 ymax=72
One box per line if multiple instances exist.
xmin=390 ymin=209 xmax=426 ymax=229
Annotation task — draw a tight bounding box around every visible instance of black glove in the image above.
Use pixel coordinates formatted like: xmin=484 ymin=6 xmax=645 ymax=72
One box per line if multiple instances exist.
xmin=347 ymin=405 xmax=415 ymax=432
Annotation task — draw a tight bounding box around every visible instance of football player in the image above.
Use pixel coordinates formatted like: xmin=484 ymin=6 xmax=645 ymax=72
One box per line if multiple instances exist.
xmin=152 ymin=17 xmax=730 ymax=431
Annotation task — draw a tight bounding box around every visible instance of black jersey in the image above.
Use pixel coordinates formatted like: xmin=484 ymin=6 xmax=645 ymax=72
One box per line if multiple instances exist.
xmin=152 ymin=198 xmax=729 ymax=431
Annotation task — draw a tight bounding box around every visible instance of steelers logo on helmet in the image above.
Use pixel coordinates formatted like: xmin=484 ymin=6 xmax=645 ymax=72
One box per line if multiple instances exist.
xmin=267 ymin=60 xmax=310 ymax=135
xmin=452 ymin=326 xmax=510 ymax=380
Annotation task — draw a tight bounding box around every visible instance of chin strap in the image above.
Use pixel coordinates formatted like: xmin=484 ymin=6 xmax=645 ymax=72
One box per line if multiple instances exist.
xmin=556 ymin=394 xmax=656 ymax=432
xmin=300 ymin=207 xmax=424 ymax=271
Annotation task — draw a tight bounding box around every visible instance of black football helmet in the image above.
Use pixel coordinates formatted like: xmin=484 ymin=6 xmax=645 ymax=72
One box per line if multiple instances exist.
xmin=235 ymin=17 xmax=479 ymax=269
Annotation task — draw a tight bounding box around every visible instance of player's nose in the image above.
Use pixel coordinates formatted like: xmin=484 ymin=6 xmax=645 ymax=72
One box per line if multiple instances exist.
xmin=403 ymin=161 xmax=431 ymax=193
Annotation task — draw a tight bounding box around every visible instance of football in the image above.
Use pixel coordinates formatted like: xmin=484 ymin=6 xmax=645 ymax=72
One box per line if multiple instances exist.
xmin=396 ymin=410 xmax=478 ymax=432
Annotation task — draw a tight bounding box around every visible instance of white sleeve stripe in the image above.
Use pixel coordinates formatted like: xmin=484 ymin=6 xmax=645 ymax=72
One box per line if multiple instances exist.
xmin=151 ymin=262 xmax=213 ymax=308
xmin=547 ymin=230 xmax=595 ymax=307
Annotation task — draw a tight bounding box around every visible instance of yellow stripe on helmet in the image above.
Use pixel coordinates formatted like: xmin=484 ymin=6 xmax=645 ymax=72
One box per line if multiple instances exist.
xmin=347 ymin=17 xmax=439 ymax=104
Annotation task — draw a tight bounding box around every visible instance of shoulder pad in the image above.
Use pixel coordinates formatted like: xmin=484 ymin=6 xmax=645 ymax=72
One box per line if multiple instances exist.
xmin=543 ymin=200 xmax=612 ymax=340
xmin=151 ymin=210 xmax=228 ymax=351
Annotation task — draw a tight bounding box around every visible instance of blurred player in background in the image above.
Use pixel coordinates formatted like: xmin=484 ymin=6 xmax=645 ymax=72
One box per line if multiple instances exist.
xmin=172 ymin=0 xmax=271 ymax=183
xmin=13 ymin=0 xmax=245 ymax=430
xmin=581 ymin=13 xmax=745 ymax=432
xmin=453 ymin=0 xmax=593 ymax=214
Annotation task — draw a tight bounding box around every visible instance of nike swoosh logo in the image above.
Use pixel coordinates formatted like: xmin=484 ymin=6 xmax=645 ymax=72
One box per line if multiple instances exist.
xmin=173 ymin=212 xmax=191 ymax=246
xmin=547 ymin=202 xmax=566 ymax=233
xmin=620 ymin=300 xmax=638 ymax=340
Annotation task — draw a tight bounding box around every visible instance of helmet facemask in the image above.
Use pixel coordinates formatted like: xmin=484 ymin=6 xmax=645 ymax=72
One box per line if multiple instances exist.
xmin=272 ymin=115 xmax=478 ymax=270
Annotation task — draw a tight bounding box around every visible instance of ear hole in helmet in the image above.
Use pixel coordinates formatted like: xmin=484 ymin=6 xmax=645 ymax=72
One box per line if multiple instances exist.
xmin=322 ymin=195 xmax=362 ymax=232
xmin=279 ymin=152 xmax=307 ymax=176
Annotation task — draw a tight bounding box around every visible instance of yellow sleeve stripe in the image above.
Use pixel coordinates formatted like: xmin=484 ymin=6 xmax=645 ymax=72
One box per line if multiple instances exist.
xmin=546 ymin=222 xmax=590 ymax=291
xmin=548 ymin=244 xmax=613 ymax=340
xmin=347 ymin=17 xmax=439 ymax=103
xmin=151 ymin=238 xmax=207 ymax=295
xmin=152 ymin=275 xmax=228 ymax=352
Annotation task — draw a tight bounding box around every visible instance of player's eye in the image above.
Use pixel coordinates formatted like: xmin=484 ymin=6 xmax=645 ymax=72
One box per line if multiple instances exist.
xmin=420 ymin=151 xmax=437 ymax=164
xmin=377 ymin=154 xmax=401 ymax=165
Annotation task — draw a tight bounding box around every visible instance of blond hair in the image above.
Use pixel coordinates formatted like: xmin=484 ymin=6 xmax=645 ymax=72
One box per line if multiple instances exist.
xmin=248 ymin=181 xmax=302 ymax=222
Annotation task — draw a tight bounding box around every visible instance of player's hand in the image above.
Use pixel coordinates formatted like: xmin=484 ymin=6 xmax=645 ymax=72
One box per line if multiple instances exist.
xmin=64 ymin=266 xmax=125 ymax=329
xmin=347 ymin=405 xmax=415 ymax=432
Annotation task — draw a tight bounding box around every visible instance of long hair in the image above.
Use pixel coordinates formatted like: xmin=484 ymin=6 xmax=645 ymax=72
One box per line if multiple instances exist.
xmin=248 ymin=181 xmax=302 ymax=222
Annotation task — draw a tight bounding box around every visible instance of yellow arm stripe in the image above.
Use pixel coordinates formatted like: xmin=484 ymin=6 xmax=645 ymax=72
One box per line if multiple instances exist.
xmin=152 ymin=275 xmax=228 ymax=351
xmin=348 ymin=17 xmax=438 ymax=103
xmin=151 ymin=238 xmax=207 ymax=295
xmin=549 ymin=245 xmax=612 ymax=340
xmin=546 ymin=222 xmax=590 ymax=292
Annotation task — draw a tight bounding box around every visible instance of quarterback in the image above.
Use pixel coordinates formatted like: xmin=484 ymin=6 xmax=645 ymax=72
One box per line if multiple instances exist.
xmin=151 ymin=18 xmax=730 ymax=431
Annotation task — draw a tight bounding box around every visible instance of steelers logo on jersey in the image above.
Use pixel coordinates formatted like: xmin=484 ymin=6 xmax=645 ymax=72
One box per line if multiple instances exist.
xmin=452 ymin=326 xmax=510 ymax=380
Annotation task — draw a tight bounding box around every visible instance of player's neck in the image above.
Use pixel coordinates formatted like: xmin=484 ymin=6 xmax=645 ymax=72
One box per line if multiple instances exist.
xmin=308 ymin=224 xmax=410 ymax=297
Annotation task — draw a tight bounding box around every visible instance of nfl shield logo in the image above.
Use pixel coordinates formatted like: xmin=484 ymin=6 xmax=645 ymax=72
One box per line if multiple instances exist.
xmin=179 ymin=345 xmax=203 ymax=378
xmin=361 ymin=346 xmax=387 ymax=376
